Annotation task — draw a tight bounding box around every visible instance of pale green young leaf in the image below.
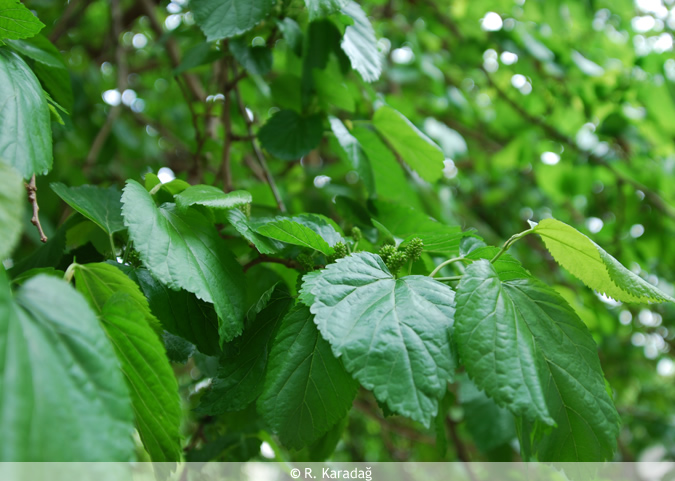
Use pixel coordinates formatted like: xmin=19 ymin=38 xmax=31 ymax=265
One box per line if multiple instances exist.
xmin=0 ymin=272 xmax=135 ymax=461
xmin=455 ymin=260 xmax=619 ymax=461
xmin=372 ymin=106 xmax=444 ymax=183
xmin=0 ymin=49 xmax=52 ymax=179
xmin=309 ymin=252 xmax=456 ymax=426
xmin=340 ymin=1 xmax=381 ymax=82
xmin=99 ymin=293 xmax=183 ymax=462
xmin=226 ymin=209 xmax=283 ymax=255
xmin=51 ymin=183 xmax=125 ymax=235
xmin=0 ymin=162 xmax=24 ymax=260
xmin=121 ymin=180 xmax=246 ymax=343
xmin=258 ymin=110 xmax=324 ymax=160
xmin=197 ymin=285 xmax=293 ymax=414
xmin=256 ymin=218 xmax=335 ymax=255
xmin=0 ymin=0 xmax=44 ymax=40
xmin=192 ymin=0 xmax=274 ymax=41
xmin=304 ymin=0 xmax=348 ymax=20
xmin=534 ymin=218 xmax=674 ymax=303
xmin=258 ymin=306 xmax=358 ymax=449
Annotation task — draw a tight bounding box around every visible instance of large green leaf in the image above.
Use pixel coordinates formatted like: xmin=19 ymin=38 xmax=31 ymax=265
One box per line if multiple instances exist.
xmin=0 ymin=49 xmax=52 ymax=179
xmin=0 ymin=162 xmax=24 ymax=260
xmin=454 ymin=260 xmax=619 ymax=461
xmin=127 ymin=267 xmax=221 ymax=357
xmin=51 ymin=183 xmax=125 ymax=235
xmin=258 ymin=306 xmax=358 ymax=449
xmin=533 ymin=218 xmax=674 ymax=303
xmin=73 ymin=262 xmax=182 ymax=462
xmin=372 ymin=106 xmax=444 ymax=183
xmin=304 ymin=0 xmax=348 ymax=20
xmin=0 ymin=0 xmax=44 ymax=40
xmin=340 ymin=1 xmax=381 ymax=82
xmin=0 ymin=271 xmax=135 ymax=461
xmin=329 ymin=116 xmax=374 ymax=193
xmin=258 ymin=110 xmax=324 ymax=161
xmin=192 ymin=0 xmax=274 ymax=41
xmin=309 ymin=252 xmax=456 ymax=426
xmin=197 ymin=284 xmax=293 ymax=415
xmin=121 ymin=180 xmax=246 ymax=343
xmin=99 ymin=293 xmax=183 ymax=462
xmin=256 ymin=217 xmax=335 ymax=255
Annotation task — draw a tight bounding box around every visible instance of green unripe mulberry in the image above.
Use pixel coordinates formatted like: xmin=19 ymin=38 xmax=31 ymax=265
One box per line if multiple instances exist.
xmin=405 ymin=237 xmax=424 ymax=262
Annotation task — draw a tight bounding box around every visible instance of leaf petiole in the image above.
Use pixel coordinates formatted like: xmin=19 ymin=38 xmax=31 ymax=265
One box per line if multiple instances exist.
xmin=490 ymin=227 xmax=535 ymax=264
xmin=429 ymin=257 xmax=472 ymax=278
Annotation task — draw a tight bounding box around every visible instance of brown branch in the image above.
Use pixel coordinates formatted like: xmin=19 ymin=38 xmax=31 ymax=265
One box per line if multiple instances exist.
xmin=26 ymin=175 xmax=47 ymax=243
xmin=232 ymin=67 xmax=287 ymax=212
xmin=243 ymin=254 xmax=300 ymax=272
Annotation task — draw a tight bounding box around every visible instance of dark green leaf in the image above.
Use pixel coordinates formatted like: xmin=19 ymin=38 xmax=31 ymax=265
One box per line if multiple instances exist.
xmin=51 ymin=182 xmax=125 ymax=235
xmin=122 ymin=180 xmax=246 ymax=344
xmin=258 ymin=110 xmax=324 ymax=161
xmin=259 ymin=306 xmax=358 ymax=449
xmin=309 ymin=252 xmax=456 ymax=426
xmin=256 ymin=217 xmax=335 ymax=255
xmin=454 ymin=260 xmax=619 ymax=461
xmin=229 ymin=38 xmax=273 ymax=76
xmin=0 ymin=49 xmax=52 ymax=179
xmin=197 ymin=284 xmax=293 ymax=414
xmin=193 ymin=0 xmax=274 ymax=41
xmin=0 ymin=271 xmax=135 ymax=461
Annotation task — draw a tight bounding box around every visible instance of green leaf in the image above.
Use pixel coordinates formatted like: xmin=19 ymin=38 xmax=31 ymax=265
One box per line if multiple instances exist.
xmin=229 ymin=38 xmax=273 ymax=76
xmin=193 ymin=0 xmax=274 ymax=41
xmin=258 ymin=306 xmax=358 ymax=449
xmin=301 ymin=19 xmax=346 ymax=106
xmin=372 ymin=106 xmax=444 ymax=183
xmin=5 ymin=34 xmax=64 ymax=68
xmin=51 ymin=183 xmax=125 ymax=235
xmin=256 ymin=217 xmax=334 ymax=255
xmin=226 ymin=209 xmax=283 ymax=255
xmin=0 ymin=271 xmax=135 ymax=461
xmin=99 ymin=293 xmax=183 ymax=462
xmin=172 ymin=42 xmax=222 ymax=76
xmin=175 ymin=184 xmax=251 ymax=216
xmin=304 ymin=0 xmax=348 ymax=20
xmin=277 ymin=17 xmax=303 ymax=56
xmin=340 ymin=1 xmax=381 ymax=82
xmin=533 ymin=218 xmax=674 ymax=303
xmin=127 ymin=267 xmax=221 ymax=357
xmin=72 ymin=262 xmax=182 ymax=462
xmin=197 ymin=284 xmax=293 ymax=414
xmin=298 ymin=270 xmax=321 ymax=306
xmin=454 ymin=260 xmax=619 ymax=461
xmin=0 ymin=49 xmax=52 ymax=179
xmin=309 ymin=252 xmax=456 ymax=426
xmin=258 ymin=110 xmax=324 ymax=161
xmin=0 ymin=162 xmax=24 ymax=260
xmin=329 ymin=117 xmax=374 ymax=192
xmin=122 ymin=180 xmax=246 ymax=343
xmin=0 ymin=0 xmax=44 ymax=40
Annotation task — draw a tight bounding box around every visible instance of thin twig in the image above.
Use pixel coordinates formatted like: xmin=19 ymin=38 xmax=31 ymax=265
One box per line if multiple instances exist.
xmin=232 ymin=67 xmax=287 ymax=212
xmin=26 ymin=174 xmax=47 ymax=243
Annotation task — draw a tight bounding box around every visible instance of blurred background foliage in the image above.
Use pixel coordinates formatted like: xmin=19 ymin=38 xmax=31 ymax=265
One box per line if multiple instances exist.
xmin=14 ymin=0 xmax=675 ymax=462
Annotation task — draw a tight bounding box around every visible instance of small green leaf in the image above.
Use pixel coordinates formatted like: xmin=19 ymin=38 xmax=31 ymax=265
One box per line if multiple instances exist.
xmin=0 ymin=49 xmax=52 ymax=179
xmin=533 ymin=218 xmax=674 ymax=303
xmin=304 ymin=0 xmax=348 ymax=20
xmin=0 ymin=0 xmax=44 ymax=40
xmin=258 ymin=306 xmax=358 ymax=449
xmin=309 ymin=252 xmax=456 ymax=426
xmin=51 ymin=182 xmax=125 ymax=235
xmin=329 ymin=117 xmax=374 ymax=192
xmin=193 ymin=0 xmax=274 ymax=41
xmin=277 ymin=17 xmax=303 ymax=55
xmin=5 ymin=34 xmax=65 ymax=68
xmin=229 ymin=38 xmax=273 ymax=76
xmin=372 ymin=106 xmax=444 ymax=183
xmin=99 ymin=293 xmax=183 ymax=462
xmin=0 ymin=271 xmax=135 ymax=461
xmin=122 ymin=180 xmax=246 ymax=344
xmin=258 ymin=110 xmax=324 ymax=161
xmin=454 ymin=260 xmax=619 ymax=461
xmin=175 ymin=184 xmax=251 ymax=215
xmin=172 ymin=42 xmax=222 ymax=76
xmin=256 ymin=217 xmax=334 ymax=255
xmin=340 ymin=1 xmax=381 ymax=82
xmin=0 ymin=162 xmax=24 ymax=260
xmin=197 ymin=284 xmax=293 ymax=414
xmin=226 ymin=209 xmax=283 ymax=255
